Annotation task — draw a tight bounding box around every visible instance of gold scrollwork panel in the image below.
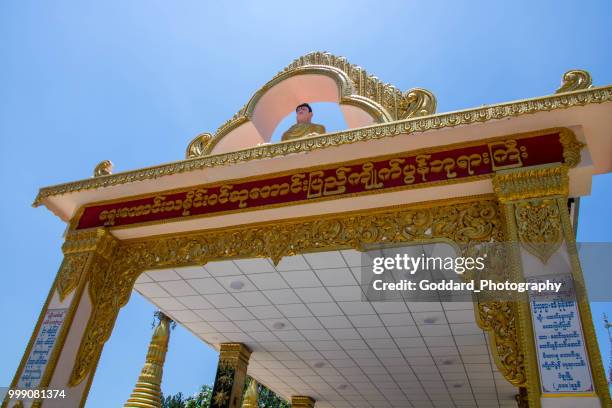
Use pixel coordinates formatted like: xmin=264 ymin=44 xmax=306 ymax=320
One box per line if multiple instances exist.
xmin=69 ymin=198 xmax=527 ymax=393
xmin=475 ymin=300 xmax=525 ymax=386
xmin=514 ymin=199 xmax=562 ymax=264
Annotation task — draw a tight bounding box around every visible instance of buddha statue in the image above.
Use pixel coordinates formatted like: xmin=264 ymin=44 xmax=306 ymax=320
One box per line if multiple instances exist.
xmin=281 ymin=103 xmax=326 ymax=141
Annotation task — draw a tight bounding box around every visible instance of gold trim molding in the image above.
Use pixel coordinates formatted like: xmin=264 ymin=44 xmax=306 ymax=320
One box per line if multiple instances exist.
xmin=32 ymin=82 xmax=606 ymax=207
xmin=492 ymin=164 xmax=570 ymax=203
xmin=475 ymin=300 xmax=526 ymax=386
xmin=291 ymin=396 xmax=316 ymax=408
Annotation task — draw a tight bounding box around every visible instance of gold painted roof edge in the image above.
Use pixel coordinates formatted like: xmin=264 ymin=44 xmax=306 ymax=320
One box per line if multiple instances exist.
xmin=33 ymin=85 xmax=612 ymax=207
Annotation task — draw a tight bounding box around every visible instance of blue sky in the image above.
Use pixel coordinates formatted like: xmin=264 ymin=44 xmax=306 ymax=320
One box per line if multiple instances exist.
xmin=1 ymin=1 xmax=611 ymax=406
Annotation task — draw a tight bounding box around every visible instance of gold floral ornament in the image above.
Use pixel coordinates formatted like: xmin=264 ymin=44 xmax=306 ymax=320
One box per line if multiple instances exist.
xmin=514 ymin=199 xmax=562 ymax=263
xmin=186 ymin=132 xmax=213 ymax=159
xmin=476 ymin=300 xmax=525 ymax=386
xmin=93 ymin=160 xmax=113 ymax=177
xmin=56 ymin=253 xmax=89 ymax=302
xmin=555 ymin=69 xmax=592 ymax=94
xmin=213 ymin=390 xmax=229 ymax=407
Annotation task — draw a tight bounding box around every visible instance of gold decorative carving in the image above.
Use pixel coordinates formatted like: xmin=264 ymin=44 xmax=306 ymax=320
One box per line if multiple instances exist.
xmin=56 ymin=253 xmax=89 ymax=302
xmin=93 ymin=160 xmax=113 ymax=177
xmin=492 ymin=165 xmax=569 ymax=203
xmin=218 ymin=343 xmax=252 ymax=367
xmin=265 ymin=51 xmax=436 ymax=120
xmin=559 ymin=128 xmax=585 ymax=168
xmin=475 ymin=300 xmax=525 ymax=386
xmin=56 ymin=229 xmax=119 ymax=302
xmin=514 ymin=199 xmax=562 ymax=263
xmin=67 ymin=230 xmax=120 ymax=387
xmin=186 ymin=132 xmax=213 ymax=159
xmin=68 ymin=198 xmax=525 ymax=391
xmin=497 ymin=200 xmax=542 ymax=407
xmin=291 ymin=396 xmax=316 ymax=408
xmin=31 ymin=76 xmax=604 ymax=205
xmin=555 ymin=69 xmax=592 ymax=94
xmin=62 ymin=228 xmax=118 ymax=256
xmin=400 ymin=87 xmax=437 ymax=119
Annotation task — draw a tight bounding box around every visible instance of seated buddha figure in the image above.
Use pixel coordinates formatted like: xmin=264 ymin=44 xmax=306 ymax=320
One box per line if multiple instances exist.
xmin=281 ymin=103 xmax=326 ymax=141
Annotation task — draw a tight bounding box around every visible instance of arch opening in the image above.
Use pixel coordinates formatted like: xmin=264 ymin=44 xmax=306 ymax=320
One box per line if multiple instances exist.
xmin=208 ymin=71 xmax=381 ymax=155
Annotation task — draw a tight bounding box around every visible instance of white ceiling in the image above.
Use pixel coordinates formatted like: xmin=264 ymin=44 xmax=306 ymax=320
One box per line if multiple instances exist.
xmin=134 ymin=248 xmax=519 ymax=408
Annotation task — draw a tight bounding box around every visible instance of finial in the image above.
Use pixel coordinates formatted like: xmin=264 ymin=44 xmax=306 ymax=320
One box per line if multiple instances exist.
xmin=400 ymin=88 xmax=437 ymax=119
xmin=152 ymin=310 xmax=175 ymax=330
xmin=186 ymin=132 xmax=213 ymax=159
xmin=241 ymin=378 xmax=259 ymax=408
xmin=124 ymin=310 xmax=173 ymax=408
xmin=555 ymin=69 xmax=592 ymax=94
xmin=93 ymin=160 xmax=113 ymax=177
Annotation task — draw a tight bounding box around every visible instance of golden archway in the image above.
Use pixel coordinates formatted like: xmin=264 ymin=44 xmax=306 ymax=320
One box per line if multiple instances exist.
xmin=187 ymin=52 xmax=437 ymax=157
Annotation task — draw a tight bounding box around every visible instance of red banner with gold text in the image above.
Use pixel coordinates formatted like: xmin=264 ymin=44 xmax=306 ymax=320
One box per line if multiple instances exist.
xmin=76 ymin=132 xmax=565 ymax=229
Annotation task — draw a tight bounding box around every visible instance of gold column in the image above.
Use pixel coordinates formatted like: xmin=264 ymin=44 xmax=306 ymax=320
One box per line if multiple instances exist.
xmin=2 ymin=228 xmax=119 ymax=408
xmin=493 ymin=164 xmax=612 ymax=407
xmin=291 ymin=396 xmax=316 ymax=408
xmin=210 ymin=343 xmax=252 ymax=408
xmin=124 ymin=312 xmax=172 ymax=408
xmin=241 ymin=378 xmax=259 ymax=408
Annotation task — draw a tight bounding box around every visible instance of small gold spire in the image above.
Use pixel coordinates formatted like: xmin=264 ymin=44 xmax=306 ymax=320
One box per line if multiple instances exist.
xmin=124 ymin=312 xmax=172 ymax=408
xmin=241 ymin=379 xmax=259 ymax=408
xmin=555 ymin=69 xmax=592 ymax=93
xmin=186 ymin=132 xmax=213 ymax=158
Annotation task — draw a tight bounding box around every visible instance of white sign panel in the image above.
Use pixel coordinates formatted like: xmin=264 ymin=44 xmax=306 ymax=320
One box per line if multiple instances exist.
xmin=529 ymin=276 xmax=593 ymax=394
xmin=17 ymin=308 xmax=68 ymax=389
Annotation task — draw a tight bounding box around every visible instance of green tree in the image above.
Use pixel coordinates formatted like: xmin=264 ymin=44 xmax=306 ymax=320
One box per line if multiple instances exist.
xmin=185 ymin=384 xmax=213 ymax=408
xmin=161 ymin=380 xmax=289 ymax=408
xmin=161 ymin=391 xmax=188 ymax=408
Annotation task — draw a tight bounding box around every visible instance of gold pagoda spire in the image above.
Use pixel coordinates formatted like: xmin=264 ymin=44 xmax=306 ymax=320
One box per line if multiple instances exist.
xmin=124 ymin=311 xmax=172 ymax=408
xmin=241 ymin=378 xmax=259 ymax=408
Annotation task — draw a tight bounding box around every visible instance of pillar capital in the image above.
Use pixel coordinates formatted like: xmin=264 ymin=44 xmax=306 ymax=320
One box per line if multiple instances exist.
xmin=492 ymin=164 xmax=569 ymax=203
xmin=57 ymin=228 xmax=119 ymax=303
xmin=61 ymin=228 xmax=119 ymax=256
xmin=291 ymin=396 xmax=316 ymax=408
xmin=218 ymin=342 xmax=252 ymax=367
xmin=210 ymin=343 xmax=252 ymax=408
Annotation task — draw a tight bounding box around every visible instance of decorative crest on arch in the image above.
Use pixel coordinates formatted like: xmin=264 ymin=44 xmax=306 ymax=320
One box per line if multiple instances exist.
xmin=186 ymin=51 xmax=437 ymax=158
